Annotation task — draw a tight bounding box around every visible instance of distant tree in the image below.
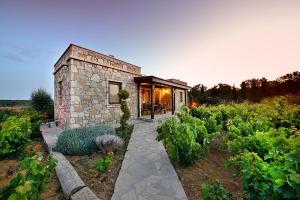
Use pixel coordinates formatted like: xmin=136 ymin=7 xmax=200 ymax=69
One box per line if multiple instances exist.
xmin=190 ymin=70 xmax=300 ymax=105
xmin=31 ymin=88 xmax=54 ymax=120
xmin=232 ymin=85 xmax=237 ymax=102
xmin=277 ymin=71 xmax=300 ymax=94
xmin=203 ymin=85 xmax=221 ymax=105
xmin=189 ymin=84 xmax=207 ymax=103
xmin=260 ymin=77 xmax=269 ymax=98
xmin=240 ymin=81 xmax=247 ymax=100
xmin=216 ymin=84 xmax=233 ymax=101
xmin=249 ymin=79 xmax=260 ymax=102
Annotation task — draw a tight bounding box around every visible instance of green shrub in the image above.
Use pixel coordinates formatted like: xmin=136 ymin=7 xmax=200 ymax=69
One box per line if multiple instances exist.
xmin=117 ymin=89 xmax=134 ymax=143
xmin=205 ymin=115 xmax=222 ymax=134
xmin=290 ymin=109 xmax=300 ymax=129
xmin=177 ymin=107 xmax=213 ymax=146
xmin=228 ymin=136 xmax=266 ymax=159
xmin=157 ymin=117 xmax=201 ymax=166
xmin=214 ymin=110 xmax=224 ymax=126
xmin=191 ymin=97 xmax=300 ymax=199
xmin=31 ymin=88 xmax=54 ymax=120
xmin=118 ymin=89 xmax=130 ymax=99
xmin=95 ymin=152 xmax=114 ymax=173
xmin=230 ymin=152 xmax=276 ymax=199
xmin=191 ymin=106 xmax=223 ymax=134
xmin=119 ymin=89 xmax=131 ymax=129
xmin=116 ymin=125 xmax=134 ymax=144
xmin=0 ymin=152 xmax=57 ymax=200
xmin=20 ymin=109 xmax=43 ymax=136
xmin=201 ymin=180 xmax=233 ymax=200
xmin=54 ymin=125 xmax=116 ymax=155
xmin=227 ymin=129 xmax=300 ymax=199
xmin=0 ymin=109 xmax=18 ymax=123
xmin=0 ymin=116 xmax=32 ymax=157
xmin=0 ymin=100 xmax=31 ymax=107
xmin=191 ymin=106 xmax=212 ymax=120
xmin=157 ymin=107 xmax=213 ymax=166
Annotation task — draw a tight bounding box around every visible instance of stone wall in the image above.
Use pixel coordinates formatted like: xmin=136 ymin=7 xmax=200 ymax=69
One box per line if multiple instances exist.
xmin=55 ymin=44 xmax=141 ymax=75
xmin=174 ymin=89 xmax=186 ymax=112
xmin=68 ymin=59 xmax=139 ymax=128
xmin=54 ymin=63 xmax=71 ymax=128
xmin=54 ymin=44 xmax=141 ymax=128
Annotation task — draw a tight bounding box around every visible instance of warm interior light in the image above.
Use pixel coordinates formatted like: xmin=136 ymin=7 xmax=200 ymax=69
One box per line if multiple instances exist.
xmin=191 ymin=101 xmax=199 ymax=107
xmin=162 ymin=88 xmax=170 ymax=95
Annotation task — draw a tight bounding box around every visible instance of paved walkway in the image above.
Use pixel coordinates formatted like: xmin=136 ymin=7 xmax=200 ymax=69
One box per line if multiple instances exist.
xmin=40 ymin=122 xmax=63 ymax=151
xmin=111 ymin=121 xmax=188 ymax=200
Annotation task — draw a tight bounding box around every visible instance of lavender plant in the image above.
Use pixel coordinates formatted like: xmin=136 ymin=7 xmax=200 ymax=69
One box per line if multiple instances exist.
xmin=95 ymin=134 xmax=123 ymax=154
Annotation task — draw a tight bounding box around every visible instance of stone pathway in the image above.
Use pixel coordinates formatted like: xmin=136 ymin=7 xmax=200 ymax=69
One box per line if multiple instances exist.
xmin=111 ymin=121 xmax=188 ymax=200
xmin=40 ymin=123 xmax=62 ymax=151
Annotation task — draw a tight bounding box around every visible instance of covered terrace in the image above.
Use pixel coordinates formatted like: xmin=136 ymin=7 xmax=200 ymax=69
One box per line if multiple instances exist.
xmin=134 ymin=76 xmax=191 ymax=120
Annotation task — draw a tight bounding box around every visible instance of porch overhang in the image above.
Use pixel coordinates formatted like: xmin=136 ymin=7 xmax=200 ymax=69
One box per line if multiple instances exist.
xmin=134 ymin=76 xmax=191 ymax=90
xmin=134 ymin=76 xmax=191 ymax=120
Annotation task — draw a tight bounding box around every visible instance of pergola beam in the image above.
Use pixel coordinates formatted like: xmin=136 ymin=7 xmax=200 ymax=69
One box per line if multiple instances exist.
xmin=134 ymin=76 xmax=191 ymax=90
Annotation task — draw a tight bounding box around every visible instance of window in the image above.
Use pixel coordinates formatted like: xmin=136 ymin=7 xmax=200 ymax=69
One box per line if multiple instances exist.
xmin=180 ymin=92 xmax=183 ymax=103
xmin=58 ymin=81 xmax=63 ymax=105
xmin=109 ymin=81 xmax=122 ymax=104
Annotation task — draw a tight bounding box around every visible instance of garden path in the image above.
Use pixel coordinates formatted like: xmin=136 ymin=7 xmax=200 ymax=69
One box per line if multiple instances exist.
xmin=111 ymin=121 xmax=188 ymax=200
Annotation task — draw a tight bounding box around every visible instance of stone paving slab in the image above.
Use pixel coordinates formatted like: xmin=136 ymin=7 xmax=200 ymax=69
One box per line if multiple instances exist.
xmin=40 ymin=123 xmax=63 ymax=151
xmin=111 ymin=121 xmax=188 ymax=200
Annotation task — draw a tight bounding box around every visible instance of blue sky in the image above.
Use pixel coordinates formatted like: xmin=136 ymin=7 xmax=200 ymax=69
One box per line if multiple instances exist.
xmin=0 ymin=0 xmax=299 ymax=99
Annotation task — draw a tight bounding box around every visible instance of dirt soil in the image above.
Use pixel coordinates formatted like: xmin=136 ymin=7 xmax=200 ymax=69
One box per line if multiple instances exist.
xmin=0 ymin=159 xmax=19 ymax=189
xmin=66 ymin=150 xmax=124 ymax=200
xmin=41 ymin=176 xmax=64 ymax=200
xmin=0 ymin=137 xmax=64 ymax=200
xmin=173 ymin=136 xmax=244 ymax=200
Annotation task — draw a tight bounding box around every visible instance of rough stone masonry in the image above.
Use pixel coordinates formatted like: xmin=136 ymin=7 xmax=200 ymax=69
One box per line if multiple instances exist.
xmin=54 ymin=44 xmax=141 ymax=128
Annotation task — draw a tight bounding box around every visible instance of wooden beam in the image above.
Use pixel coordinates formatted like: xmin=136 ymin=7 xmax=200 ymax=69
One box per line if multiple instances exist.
xmin=134 ymin=76 xmax=191 ymax=90
xmin=150 ymin=82 xmax=155 ymax=119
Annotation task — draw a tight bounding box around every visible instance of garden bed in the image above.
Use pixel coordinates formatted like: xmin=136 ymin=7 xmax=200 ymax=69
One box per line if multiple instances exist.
xmin=0 ymin=137 xmax=64 ymax=200
xmin=66 ymin=149 xmax=125 ymax=200
xmin=172 ymin=136 xmax=243 ymax=200
xmin=52 ymin=124 xmax=132 ymax=200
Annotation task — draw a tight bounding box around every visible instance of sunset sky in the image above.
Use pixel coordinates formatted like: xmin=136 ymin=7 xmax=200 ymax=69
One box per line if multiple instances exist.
xmin=0 ymin=0 xmax=299 ymax=99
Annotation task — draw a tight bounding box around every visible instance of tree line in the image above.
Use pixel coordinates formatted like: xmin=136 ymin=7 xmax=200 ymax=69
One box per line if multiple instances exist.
xmin=189 ymin=71 xmax=300 ymax=105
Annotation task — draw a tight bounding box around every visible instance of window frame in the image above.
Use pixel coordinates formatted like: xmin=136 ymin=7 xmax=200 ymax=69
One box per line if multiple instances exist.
xmin=108 ymin=81 xmax=122 ymax=104
xmin=180 ymin=91 xmax=183 ymax=103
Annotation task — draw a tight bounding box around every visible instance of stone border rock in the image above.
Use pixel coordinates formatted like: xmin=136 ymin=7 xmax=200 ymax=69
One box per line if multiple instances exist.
xmin=41 ymin=124 xmax=100 ymax=200
xmin=52 ymin=152 xmax=86 ymax=199
xmin=71 ymin=187 xmax=99 ymax=200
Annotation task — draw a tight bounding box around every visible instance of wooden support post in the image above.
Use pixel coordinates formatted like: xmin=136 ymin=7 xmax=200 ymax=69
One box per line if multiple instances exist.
xmin=172 ymin=87 xmax=175 ymax=115
xmin=137 ymin=83 xmax=140 ymax=118
xmin=150 ymin=82 xmax=155 ymax=119
xmin=184 ymin=90 xmax=187 ymax=106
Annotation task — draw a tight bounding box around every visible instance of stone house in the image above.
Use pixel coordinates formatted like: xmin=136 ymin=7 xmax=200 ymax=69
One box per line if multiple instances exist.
xmin=54 ymin=44 xmax=191 ymax=128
